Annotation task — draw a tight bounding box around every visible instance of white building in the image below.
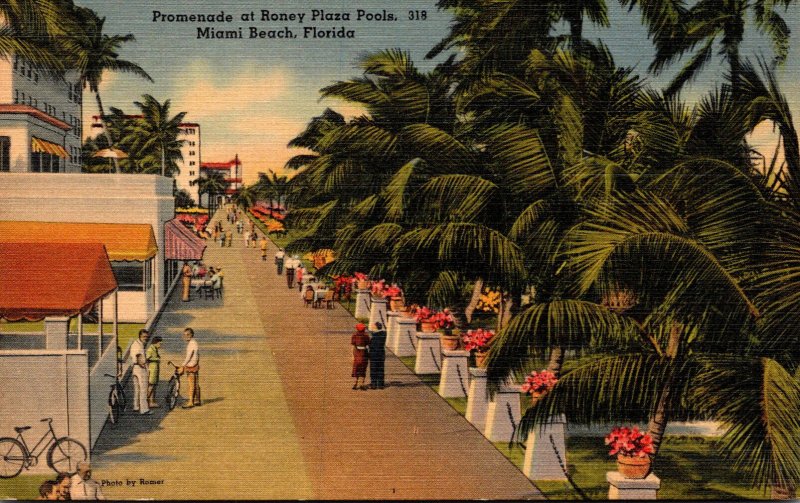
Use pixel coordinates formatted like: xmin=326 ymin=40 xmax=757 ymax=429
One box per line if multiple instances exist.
xmin=175 ymin=123 xmax=201 ymax=204
xmin=0 ymin=55 xmax=82 ymax=172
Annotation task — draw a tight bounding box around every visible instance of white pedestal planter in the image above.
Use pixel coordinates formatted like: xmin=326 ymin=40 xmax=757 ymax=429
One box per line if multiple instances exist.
xmin=466 ymin=367 xmax=489 ymax=431
xmin=354 ymin=289 xmax=371 ymax=319
xmin=523 ymin=414 xmax=568 ymax=481
xmin=414 ymin=332 xmax=442 ymax=374
xmin=386 ymin=311 xmax=400 ymax=349
xmin=391 ymin=317 xmax=418 ymax=357
xmin=607 ymin=472 xmax=660 ymax=500
xmin=368 ymin=297 xmax=388 ymax=330
xmin=485 ymin=385 xmax=522 ymax=443
xmin=438 ymin=350 xmax=470 ymax=398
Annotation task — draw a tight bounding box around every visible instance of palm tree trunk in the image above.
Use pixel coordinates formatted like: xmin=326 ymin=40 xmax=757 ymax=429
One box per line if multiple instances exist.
xmin=95 ymin=92 xmax=119 ymax=173
xmin=546 ymin=346 xmax=565 ymax=377
xmin=161 ymin=147 xmax=166 ymax=177
xmin=464 ymin=279 xmax=484 ymax=324
xmin=496 ymin=292 xmax=514 ymax=331
xmin=646 ymin=322 xmax=681 ymax=458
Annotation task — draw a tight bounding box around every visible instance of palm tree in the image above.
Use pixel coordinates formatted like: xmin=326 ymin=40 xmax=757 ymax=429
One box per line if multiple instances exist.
xmin=199 ymin=171 xmax=227 ymax=210
xmin=67 ymin=6 xmax=152 ymax=172
xmin=129 ymin=95 xmax=186 ymax=177
xmin=0 ymin=0 xmax=71 ymax=71
xmin=233 ymin=183 xmax=256 ymax=210
xmin=646 ymin=0 xmax=796 ymax=97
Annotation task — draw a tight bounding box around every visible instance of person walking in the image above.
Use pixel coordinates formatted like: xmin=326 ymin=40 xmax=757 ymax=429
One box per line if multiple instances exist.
xmin=260 ymin=236 xmax=268 ymax=261
xmin=296 ymin=264 xmax=304 ymax=292
xmin=130 ymin=329 xmax=151 ymax=415
xmin=275 ymin=248 xmax=285 ymax=275
xmin=146 ymin=336 xmax=162 ymax=408
xmin=351 ymin=323 xmax=370 ymax=390
xmin=285 ymin=256 xmax=296 ymax=289
xmin=251 ymin=232 xmax=259 ymax=249
xmin=369 ymin=322 xmax=387 ymax=389
xmin=179 ymin=327 xmax=201 ymax=408
xmin=243 ymin=228 xmax=251 ymax=247
xmin=237 ymin=220 xmax=243 ymax=234
xmin=226 ymin=228 xmax=233 ymax=247
xmin=212 ymin=226 xmax=219 ymax=243
xmin=181 ymin=262 xmax=192 ymax=302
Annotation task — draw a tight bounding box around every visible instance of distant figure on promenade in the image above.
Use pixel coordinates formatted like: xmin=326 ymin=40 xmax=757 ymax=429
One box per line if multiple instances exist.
xmin=237 ymin=220 xmax=244 ymax=234
xmin=275 ymin=248 xmax=285 ymax=275
xmin=36 ymin=480 xmax=58 ymax=500
xmin=179 ymin=327 xmax=201 ymax=408
xmin=251 ymin=232 xmax=259 ymax=249
xmin=285 ymin=256 xmax=296 ymax=289
xmin=244 ymin=229 xmax=251 ymax=247
xmin=225 ymin=228 xmax=233 ymax=247
xmin=70 ymin=462 xmax=105 ymax=500
xmin=131 ymin=329 xmax=151 ymax=415
xmin=369 ymin=322 xmax=387 ymax=389
xmin=351 ymin=323 xmax=370 ymax=390
xmin=260 ymin=236 xmax=268 ymax=261
xmin=212 ymin=225 xmax=219 ymax=243
xmin=181 ymin=262 xmax=192 ymax=301
xmin=296 ymin=264 xmax=304 ymax=292
xmin=147 ymin=336 xmax=162 ymax=408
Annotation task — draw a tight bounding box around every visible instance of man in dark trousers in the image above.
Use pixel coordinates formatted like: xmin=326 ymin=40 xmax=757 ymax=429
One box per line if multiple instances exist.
xmin=369 ymin=322 xmax=387 ymax=389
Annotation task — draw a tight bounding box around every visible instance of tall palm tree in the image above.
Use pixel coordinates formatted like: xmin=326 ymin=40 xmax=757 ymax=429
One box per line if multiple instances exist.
xmin=129 ymin=95 xmax=185 ymax=176
xmin=646 ymin=0 xmax=796 ymax=97
xmin=199 ymin=170 xmax=227 ymax=209
xmin=0 ymin=0 xmax=71 ymax=71
xmin=67 ymin=6 xmax=152 ymax=172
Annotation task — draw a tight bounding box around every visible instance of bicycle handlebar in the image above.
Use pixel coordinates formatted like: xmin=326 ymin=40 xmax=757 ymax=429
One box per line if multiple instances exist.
xmin=40 ymin=418 xmax=52 ymax=423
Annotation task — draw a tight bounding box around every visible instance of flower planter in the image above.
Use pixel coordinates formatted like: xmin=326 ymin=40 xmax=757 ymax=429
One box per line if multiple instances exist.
xmin=399 ymin=309 xmax=415 ymax=318
xmin=475 ymin=350 xmax=489 ymax=368
xmin=440 ymin=333 xmax=461 ymax=351
xmin=420 ymin=321 xmax=438 ymax=333
xmin=389 ymin=297 xmax=405 ymax=312
xmin=617 ymin=455 xmax=651 ymax=479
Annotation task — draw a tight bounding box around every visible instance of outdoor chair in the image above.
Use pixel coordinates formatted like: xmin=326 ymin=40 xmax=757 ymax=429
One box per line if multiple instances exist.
xmin=323 ymin=290 xmax=335 ymax=309
xmin=202 ymin=282 xmax=214 ymax=300
xmin=303 ymin=288 xmax=315 ymax=307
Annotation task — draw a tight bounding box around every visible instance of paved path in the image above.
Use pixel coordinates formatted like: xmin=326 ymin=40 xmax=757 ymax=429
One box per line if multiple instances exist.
xmin=91 ymin=212 xmax=541 ymax=500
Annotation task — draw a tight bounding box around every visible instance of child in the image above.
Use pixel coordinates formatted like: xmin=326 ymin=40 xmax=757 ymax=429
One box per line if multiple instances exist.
xmin=147 ymin=336 xmax=163 ymax=408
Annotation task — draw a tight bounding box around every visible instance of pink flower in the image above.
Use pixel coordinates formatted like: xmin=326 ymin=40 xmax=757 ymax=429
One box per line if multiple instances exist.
xmin=462 ymin=328 xmax=495 ymax=352
xmin=605 ymin=426 xmax=654 ymax=458
xmin=521 ymin=370 xmax=558 ymax=395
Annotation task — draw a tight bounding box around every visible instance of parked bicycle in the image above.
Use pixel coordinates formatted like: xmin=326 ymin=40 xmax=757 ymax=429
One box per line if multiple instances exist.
xmin=105 ymin=371 xmax=127 ymax=424
xmin=0 ymin=418 xmax=87 ymax=478
xmin=166 ymin=361 xmax=181 ymax=410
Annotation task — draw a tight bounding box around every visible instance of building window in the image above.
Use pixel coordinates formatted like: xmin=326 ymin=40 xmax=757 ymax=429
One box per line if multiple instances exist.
xmin=31 ymin=152 xmax=61 ymax=173
xmin=0 ymin=137 xmax=9 ymax=172
xmin=189 ymin=151 xmax=195 ymax=156
xmin=111 ymin=262 xmax=145 ymax=291
xmin=14 ymin=90 xmax=18 ymax=104
xmin=189 ymin=161 xmax=195 ymax=166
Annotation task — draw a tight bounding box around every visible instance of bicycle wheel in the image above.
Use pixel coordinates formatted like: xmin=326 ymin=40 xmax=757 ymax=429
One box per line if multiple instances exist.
xmin=47 ymin=437 xmax=87 ymax=476
xmin=0 ymin=438 xmax=25 ymax=478
xmin=109 ymin=389 xmax=121 ymax=424
xmin=117 ymin=383 xmax=127 ymax=409
xmin=166 ymin=377 xmax=178 ymax=410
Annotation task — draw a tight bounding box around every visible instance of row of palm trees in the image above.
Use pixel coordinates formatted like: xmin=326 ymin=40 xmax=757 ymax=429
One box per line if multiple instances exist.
xmin=282 ymin=0 xmax=800 ymax=496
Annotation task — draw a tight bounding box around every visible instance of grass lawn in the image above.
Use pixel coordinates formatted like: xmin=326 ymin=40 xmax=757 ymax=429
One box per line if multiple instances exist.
xmin=397 ymin=352 xmax=768 ymax=500
xmin=0 ymin=321 xmax=145 ymax=352
xmin=0 ymin=474 xmax=50 ymax=500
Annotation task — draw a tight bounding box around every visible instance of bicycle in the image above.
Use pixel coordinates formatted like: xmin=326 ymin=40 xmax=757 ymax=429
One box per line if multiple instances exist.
xmin=0 ymin=418 xmax=87 ymax=478
xmin=166 ymin=361 xmax=181 ymax=410
xmin=104 ymin=370 xmax=127 ymax=424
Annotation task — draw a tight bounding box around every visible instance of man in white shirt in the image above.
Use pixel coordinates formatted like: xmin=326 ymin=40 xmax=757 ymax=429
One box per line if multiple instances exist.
xmin=178 ymin=327 xmax=201 ymax=408
xmin=70 ymin=461 xmax=105 ymax=500
xmin=275 ymin=248 xmax=285 ymax=275
xmin=130 ymin=329 xmax=151 ymax=415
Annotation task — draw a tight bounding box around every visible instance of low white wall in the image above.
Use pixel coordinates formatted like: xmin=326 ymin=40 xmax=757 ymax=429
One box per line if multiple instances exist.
xmin=0 ymin=350 xmax=90 ymax=473
xmin=101 ymin=290 xmax=149 ymax=324
xmin=88 ymin=341 xmax=116 ymax=449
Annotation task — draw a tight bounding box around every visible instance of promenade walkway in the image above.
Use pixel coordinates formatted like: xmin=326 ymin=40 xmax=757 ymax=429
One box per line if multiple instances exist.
xmin=91 ymin=212 xmax=541 ymax=500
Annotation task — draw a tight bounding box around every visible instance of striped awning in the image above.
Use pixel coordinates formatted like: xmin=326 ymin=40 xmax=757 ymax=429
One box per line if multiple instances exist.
xmin=31 ymin=137 xmax=69 ymax=158
xmin=164 ymin=218 xmax=206 ymax=261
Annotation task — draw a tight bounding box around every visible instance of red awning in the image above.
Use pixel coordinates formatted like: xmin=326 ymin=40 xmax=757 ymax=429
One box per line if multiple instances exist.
xmin=164 ymin=218 xmax=207 ymax=261
xmin=0 ymin=242 xmax=118 ymax=321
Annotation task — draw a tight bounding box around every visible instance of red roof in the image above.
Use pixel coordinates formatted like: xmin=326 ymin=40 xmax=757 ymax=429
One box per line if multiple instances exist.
xmin=0 ymin=105 xmax=71 ymax=131
xmin=164 ymin=219 xmax=207 ymax=261
xmin=202 ymin=158 xmax=240 ymax=169
xmin=225 ymin=188 xmax=239 ymax=194
xmin=224 ymin=178 xmax=242 ymax=183
xmin=0 ymin=242 xmax=117 ymax=321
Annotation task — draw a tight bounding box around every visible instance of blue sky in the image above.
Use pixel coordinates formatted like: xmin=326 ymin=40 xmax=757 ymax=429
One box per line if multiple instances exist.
xmin=78 ymin=0 xmax=800 ymax=183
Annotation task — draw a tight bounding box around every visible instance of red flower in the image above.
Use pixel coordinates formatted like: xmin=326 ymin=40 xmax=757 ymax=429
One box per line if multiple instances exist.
xmin=605 ymin=426 xmax=654 ymax=458
xmin=462 ymin=328 xmax=495 ymax=352
xmin=521 ymin=370 xmax=558 ymax=395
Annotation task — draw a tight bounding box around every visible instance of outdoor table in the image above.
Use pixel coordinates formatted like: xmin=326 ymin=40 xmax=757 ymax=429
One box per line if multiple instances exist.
xmin=314 ymin=288 xmax=329 ymax=303
xmin=191 ymin=279 xmax=211 ymax=289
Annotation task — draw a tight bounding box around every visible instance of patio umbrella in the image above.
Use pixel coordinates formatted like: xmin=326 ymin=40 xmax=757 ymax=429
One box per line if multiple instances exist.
xmin=93 ymin=147 xmax=129 ymax=159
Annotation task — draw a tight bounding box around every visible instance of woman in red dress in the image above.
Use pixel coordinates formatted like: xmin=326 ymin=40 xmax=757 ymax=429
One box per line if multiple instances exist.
xmin=351 ymin=323 xmax=371 ymax=390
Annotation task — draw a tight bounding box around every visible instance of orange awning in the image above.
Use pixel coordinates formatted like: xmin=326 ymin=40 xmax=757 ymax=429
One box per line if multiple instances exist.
xmin=0 ymin=242 xmax=117 ymax=321
xmin=31 ymin=137 xmax=69 ymax=158
xmin=0 ymin=221 xmax=157 ymax=261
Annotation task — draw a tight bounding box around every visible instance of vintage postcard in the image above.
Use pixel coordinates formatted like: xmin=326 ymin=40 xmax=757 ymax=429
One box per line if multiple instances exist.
xmin=1 ymin=0 xmax=800 ymax=500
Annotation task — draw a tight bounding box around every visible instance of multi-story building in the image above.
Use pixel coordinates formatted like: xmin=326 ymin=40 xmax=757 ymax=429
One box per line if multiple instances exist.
xmin=200 ymin=155 xmax=243 ymax=209
xmin=0 ymin=55 xmax=83 ymax=172
xmin=176 ymin=123 xmax=201 ymax=204
xmin=91 ymin=117 xmax=202 ymax=204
